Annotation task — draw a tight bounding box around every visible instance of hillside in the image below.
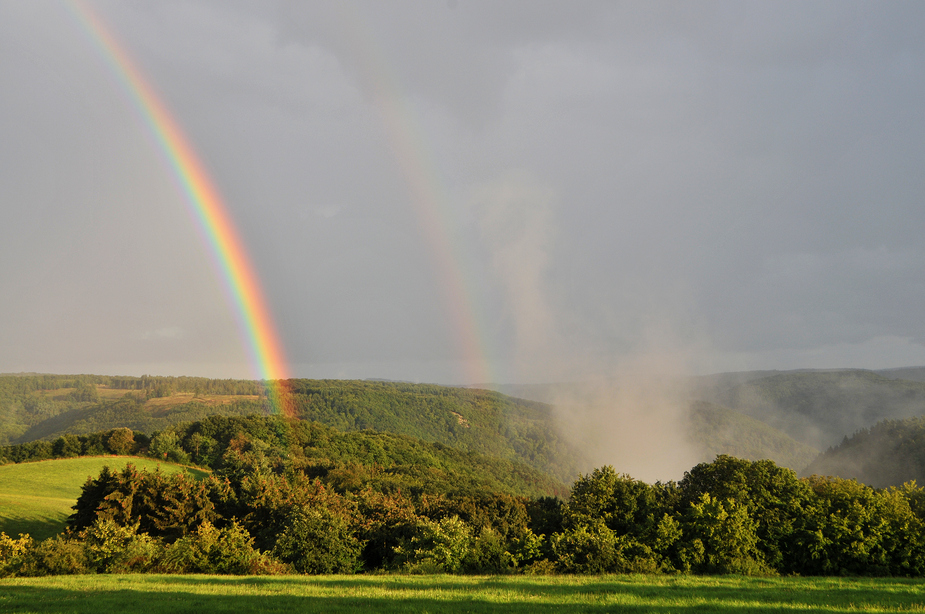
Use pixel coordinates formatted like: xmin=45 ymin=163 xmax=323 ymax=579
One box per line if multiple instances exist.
xmin=0 ymin=414 xmax=567 ymax=499
xmin=688 ymin=401 xmax=819 ymax=471
xmin=877 ymin=366 xmax=925 ymax=383
xmin=7 ymin=370 xmax=925 ymax=483
xmin=693 ymin=369 xmax=925 ymax=449
xmin=488 ymin=381 xmax=819 ymax=472
xmin=171 ymin=414 xmax=568 ymax=497
xmin=0 ymin=456 xmax=203 ymax=540
xmin=0 ymin=375 xmax=586 ymax=484
xmin=802 ymin=416 xmax=925 ymax=488
xmin=287 ymin=379 xmax=584 ymax=483
xmin=0 ymin=374 xmax=263 ymax=445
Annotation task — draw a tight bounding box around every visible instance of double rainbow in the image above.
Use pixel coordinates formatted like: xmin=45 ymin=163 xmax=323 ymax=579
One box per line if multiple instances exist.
xmin=69 ymin=2 xmax=293 ymax=414
xmin=69 ymin=2 xmax=495 ymax=395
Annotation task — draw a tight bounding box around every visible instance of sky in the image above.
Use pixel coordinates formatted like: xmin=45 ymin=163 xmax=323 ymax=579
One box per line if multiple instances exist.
xmin=2 ymin=0 xmax=925 ymax=386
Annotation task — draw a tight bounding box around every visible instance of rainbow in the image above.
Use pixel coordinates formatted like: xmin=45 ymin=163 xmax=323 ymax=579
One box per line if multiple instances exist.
xmin=336 ymin=5 xmax=493 ymax=386
xmin=68 ymin=1 xmax=293 ymax=413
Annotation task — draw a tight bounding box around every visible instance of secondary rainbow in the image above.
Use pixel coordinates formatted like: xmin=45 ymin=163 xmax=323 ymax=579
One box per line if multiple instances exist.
xmin=68 ymin=1 xmax=292 ymax=411
xmin=335 ymin=4 xmax=493 ymax=386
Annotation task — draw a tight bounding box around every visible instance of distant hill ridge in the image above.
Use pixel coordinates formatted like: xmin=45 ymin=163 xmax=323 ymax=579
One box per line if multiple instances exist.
xmin=694 ymin=369 xmax=925 ymax=449
xmin=0 ymin=375 xmax=586 ymax=484
xmin=5 ymin=368 xmax=925 ymax=482
xmin=803 ymin=415 xmax=925 ymax=488
xmin=688 ymin=400 xmax=819 ymax=470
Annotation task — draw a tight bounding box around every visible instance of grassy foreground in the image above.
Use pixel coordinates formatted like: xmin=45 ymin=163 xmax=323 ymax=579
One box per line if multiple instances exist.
xmin=2 ymin=574 xmax=925 ymax=613
xmin=0 ymin=457 xmax=208 ymax=541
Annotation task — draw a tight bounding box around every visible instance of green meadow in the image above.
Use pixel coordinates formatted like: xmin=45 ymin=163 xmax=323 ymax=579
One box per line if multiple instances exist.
xmin=2 ymin=573 xmax=925 ymax=613
xmin=0 ymin=457 xmax=207 ymax=541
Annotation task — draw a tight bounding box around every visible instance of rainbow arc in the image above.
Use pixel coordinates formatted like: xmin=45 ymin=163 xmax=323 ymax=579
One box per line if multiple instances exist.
xmin=70 ymin=1 xmax=293 ymax=414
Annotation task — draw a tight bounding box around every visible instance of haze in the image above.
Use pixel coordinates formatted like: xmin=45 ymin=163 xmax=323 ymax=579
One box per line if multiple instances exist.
xmin=3 ymin=0 xmax=925 ymax=389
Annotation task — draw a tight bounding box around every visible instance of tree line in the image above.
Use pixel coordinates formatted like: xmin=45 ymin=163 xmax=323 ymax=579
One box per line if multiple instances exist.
xmin=3 ymin=414 xmax=925 ymax=577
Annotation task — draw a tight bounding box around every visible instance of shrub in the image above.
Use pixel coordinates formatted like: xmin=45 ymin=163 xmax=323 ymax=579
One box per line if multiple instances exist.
xmin=551 ymin=523 xmax=618 ymax=573
xmin=82 ymin=519 xmax=160 ymax=573
xmin=159 ymin=520 xmax=279 ymax=574
xmin=273 ymin=506 xmax=364 ymax=574
xmin=0 ymin=532 xmax=33 ymax=577
xmin=18 ymin=536 xmax=89 ymax=576
xmin=396 ymin=515 xmax=473 ymax=574
xmin=675 ymin=493 xmax=771 ymax=575
xmin=463 ymin=526 xmax=508 ymax=573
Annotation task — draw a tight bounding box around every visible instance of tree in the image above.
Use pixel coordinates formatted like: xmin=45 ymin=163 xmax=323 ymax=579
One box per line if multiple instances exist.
xmin=679 ymin=455 xmax=811 ymax=571
xmin=68 ymin=464 xmax=215 ymax=541
xmin=52 ymin=435 xmax=81 ymax=458
xmin=106 ymin=428 xmax=135 ymax=455
xmin=273 ymin=506 xmax=364 ymax=574
xmin=674 ymin=493 xmax=769 ymax=575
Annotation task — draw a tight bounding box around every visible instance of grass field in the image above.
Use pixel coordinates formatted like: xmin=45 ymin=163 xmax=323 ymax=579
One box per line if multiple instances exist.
xmin=2 ymin=574 xmax=925 ymax=613
xmin=0 ymin=457 xmax=208 ymax=541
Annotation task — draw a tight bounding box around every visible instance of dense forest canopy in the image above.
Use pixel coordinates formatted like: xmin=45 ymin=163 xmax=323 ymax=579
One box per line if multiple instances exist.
xmin=3 ymin=365 xmax=925 ymax=577
xmin=3 ymin=423 xmax=925 ymax=578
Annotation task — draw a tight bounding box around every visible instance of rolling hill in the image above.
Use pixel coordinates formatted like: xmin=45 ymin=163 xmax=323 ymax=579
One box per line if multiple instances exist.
xmin=802 ymin=416 xmax=925 ymax=488
xmin=0 ymin=456 xmax=204 ymax=540
xmin=0 ymin=375 xmax=587 ymax=484
xmin=7 ymin=369 xmax=925 ymax=481
xmin=693 ymin=369 xmax=925 ymax=450
xmin=688 ymin=400 xmax=819 ymax=470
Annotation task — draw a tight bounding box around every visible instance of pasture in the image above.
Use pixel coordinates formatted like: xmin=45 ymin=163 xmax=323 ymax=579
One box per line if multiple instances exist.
xmin=2 ymin=573 xmax=925 ymax=613
xmin=0 ymin=456 xmax=207 ymax=541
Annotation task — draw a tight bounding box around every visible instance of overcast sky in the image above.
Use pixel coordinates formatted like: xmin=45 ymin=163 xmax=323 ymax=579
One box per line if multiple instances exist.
xmin=2 ymin=0 xmax=924 ymax=385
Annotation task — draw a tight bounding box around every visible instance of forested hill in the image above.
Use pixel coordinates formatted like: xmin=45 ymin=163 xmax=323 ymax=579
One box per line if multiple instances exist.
xmin=486 ymin=383 xmax=820 ymax=472
xmin=695 ymin=369 xmax=925 ymax=450
xmin=0 ymin=374 xmax=587 ymax=484
xmin=878 ymin=366 xmax=925 ymax=383
xmin=0 ymin=414 xmax=566 ymax=498
xmin=285 ymin=380 xmax=584 ymax=483
xmin=7 ymin=370 xmax=925 ymax=481
xmin=688 ymin=401 xmax=818 ymax=471
xmin=803 ymin=416 xmax=925 ymax=488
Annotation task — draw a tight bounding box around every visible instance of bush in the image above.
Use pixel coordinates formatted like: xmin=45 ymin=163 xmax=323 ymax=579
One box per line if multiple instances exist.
xmin=464 ymin=527 xmax=509 ymax=573
xmin=675 ymin=493 xmax=771 ymax=575
xmin=159 ymin=520 xmax=280 ymax=574
xmin=272 ymin=506 xmax=364 ymax=574
xmin=0 ymin=532 xmax=33 ymax=577
xmin=551 ymin=523 xmax=618 ymax=573
xmin=394 ymin=515 xmax=472 ymax=574
xmin=18 ymin=536 xmax=89 ymax=576
xmin=82 ymin=519 xmax=159 ymax=573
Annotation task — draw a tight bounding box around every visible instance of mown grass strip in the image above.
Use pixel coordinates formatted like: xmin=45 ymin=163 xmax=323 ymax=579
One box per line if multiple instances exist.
xmin=2 ymin=574 xmax=925 ymax=613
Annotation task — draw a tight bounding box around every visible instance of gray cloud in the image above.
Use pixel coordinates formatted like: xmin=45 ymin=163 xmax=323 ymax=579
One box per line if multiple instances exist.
xmin=2 ymin=0 xmax=924 ymax=384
